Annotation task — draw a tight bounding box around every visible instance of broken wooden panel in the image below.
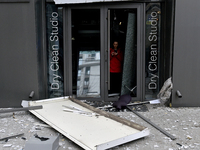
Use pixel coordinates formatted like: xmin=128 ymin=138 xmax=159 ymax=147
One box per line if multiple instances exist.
xmin=27 ymin=97 xmax=149 ymax=150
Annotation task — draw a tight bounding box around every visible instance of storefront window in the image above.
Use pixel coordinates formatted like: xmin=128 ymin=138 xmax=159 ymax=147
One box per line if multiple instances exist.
xmin=46 ymin=3 xmax=64 ymax=98
xmin=145 ymin=3 xmax=161 ymax=99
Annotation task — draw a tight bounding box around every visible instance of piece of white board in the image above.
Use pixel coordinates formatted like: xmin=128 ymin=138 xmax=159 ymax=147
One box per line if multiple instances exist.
xmin=27 ymin=97 xmax=149 ymax=150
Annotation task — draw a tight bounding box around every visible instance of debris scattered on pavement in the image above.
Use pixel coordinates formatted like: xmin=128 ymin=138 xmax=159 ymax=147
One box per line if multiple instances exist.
xmin=154 ymin=144 xmax=159 ymax=148
xmin=127 ymin=106 xmax=176 ymax=140
xmin=0 ymin=133 xmax=24 ymax=141
xmin=0 ymin=105 xmax=43 ymax=114
xmin=0 ymin=99 xmax=200 ymax=150
xmin=25 ymin=134 xmax=59 ymax=150
xmin=3 ymin=144 xmax=12 ymax=147
xmin=186 ymin=135 xmax=192 ymax=140
xmin=34 ymin=123 xmax=52 ymax=128
xmin=157 ymin=77 xmax=173 ymax=105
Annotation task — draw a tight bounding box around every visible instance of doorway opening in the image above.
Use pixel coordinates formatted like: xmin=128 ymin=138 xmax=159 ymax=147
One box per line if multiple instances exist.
xmin=69 ymin=6 xmax=141 ymax=100
xmin=108 ymin=9 xmax=137 ymax=98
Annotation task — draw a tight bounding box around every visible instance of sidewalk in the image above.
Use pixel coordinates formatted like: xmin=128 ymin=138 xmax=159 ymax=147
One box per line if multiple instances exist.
xmin=0 ymin=105 xmax=200 ymax=150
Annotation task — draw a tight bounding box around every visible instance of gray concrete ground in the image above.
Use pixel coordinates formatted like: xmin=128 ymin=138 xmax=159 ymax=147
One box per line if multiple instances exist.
xmin=0 ymin=105 xmax=200 ymax=150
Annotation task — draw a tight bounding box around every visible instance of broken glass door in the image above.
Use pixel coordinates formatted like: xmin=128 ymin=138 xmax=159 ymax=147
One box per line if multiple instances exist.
xmin=72 ymin=9 xmax=101 ymax=98
xmin=108 ymin=9 xmax=137 ymax=97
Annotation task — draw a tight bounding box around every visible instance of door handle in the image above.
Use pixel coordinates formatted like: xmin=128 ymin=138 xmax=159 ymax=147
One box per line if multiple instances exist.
xmin=176 ymin=90 xmax=182 ymax=98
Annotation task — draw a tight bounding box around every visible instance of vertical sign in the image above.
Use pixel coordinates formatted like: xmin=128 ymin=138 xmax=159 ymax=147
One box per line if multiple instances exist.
xmin=46 ymin=3 xmax=64 ymax=98
xmin=145 ymin=3 xmax=161 ymax=99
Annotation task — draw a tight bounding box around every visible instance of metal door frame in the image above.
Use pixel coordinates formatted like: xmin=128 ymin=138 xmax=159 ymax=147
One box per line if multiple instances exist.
xmin=64 ymin=4 xmax=104 ymax=101
xmin=104 ymin=3 xmax=145 ymax=101
xmin=63 ymin=3 xmax=145 ymax=101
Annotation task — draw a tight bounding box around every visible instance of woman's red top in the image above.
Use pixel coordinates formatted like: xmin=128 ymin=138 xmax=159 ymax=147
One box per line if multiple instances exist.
xmin=110 ymin=48 xmax=123 ymax=73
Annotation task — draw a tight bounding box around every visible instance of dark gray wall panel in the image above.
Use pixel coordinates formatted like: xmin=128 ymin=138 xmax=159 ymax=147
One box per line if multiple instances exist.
xmin=0 ymin=0 xmax=39 ymax=107
xmin=172 ymin=0 xmax=200 ymax=106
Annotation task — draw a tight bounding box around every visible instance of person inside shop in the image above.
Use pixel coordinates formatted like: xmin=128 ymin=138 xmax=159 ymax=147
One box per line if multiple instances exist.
xmin=109 ymin=41 xmax=124 ymax=94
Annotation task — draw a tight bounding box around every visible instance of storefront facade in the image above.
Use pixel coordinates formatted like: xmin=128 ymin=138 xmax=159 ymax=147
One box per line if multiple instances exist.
xmin=0 ymin=0 xmax=176 ymax=107
xmin=41 ymin=0 xmax=167 ymax=101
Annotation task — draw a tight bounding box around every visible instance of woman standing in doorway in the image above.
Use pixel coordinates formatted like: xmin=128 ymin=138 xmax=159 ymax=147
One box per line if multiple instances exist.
xmin=109 ymin=41 xmax=124 ymax=94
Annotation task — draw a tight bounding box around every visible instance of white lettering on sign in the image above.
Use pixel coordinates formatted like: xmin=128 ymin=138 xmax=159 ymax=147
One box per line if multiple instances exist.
xmin=148 ymin=12 xmax=159 ymax=90
xmin=49 ymin=12 xmax=61 ymax=90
